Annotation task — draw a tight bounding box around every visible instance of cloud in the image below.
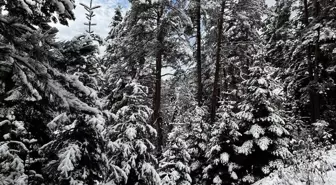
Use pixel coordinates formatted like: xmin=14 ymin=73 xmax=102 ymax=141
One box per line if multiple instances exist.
xmin=52 ymin=0 xmax=129 ymax=41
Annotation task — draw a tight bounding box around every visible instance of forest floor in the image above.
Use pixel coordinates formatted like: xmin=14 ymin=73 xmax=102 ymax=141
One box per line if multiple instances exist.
xmin=254 ymin=146 xmax=336 ymax=185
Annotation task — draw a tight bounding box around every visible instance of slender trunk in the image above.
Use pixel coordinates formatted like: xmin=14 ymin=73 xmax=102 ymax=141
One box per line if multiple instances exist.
xmin=196 ymin=0 xmax=202 ymax=106
xmin=313 ymin=28 xmax=320 ymax=121
xmin=313 ymin=0 xmax=320 ymax=121
xmin=210 ymin=0 xmax=225 ymax=124
xmin=223 ymin=67 xmax=228 ymax=95
xmin=153 ymin=7 xmax=164 ymax=156
xmin=303 ymin=0 xmax=316 ymax=123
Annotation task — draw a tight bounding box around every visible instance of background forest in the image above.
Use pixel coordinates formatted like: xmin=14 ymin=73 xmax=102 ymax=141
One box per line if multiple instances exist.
xmin=1 ymin=0 xmax=336 ymax=184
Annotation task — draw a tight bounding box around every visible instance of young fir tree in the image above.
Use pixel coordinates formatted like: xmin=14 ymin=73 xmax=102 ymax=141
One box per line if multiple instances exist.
xmin=159 ymin=124 xmax=192 ymax=185
xmin=185 ymin=105 xmax=210 ymax=185
xmin=203 ymin=100 xmax=241 ymax=185
xmin=161 ymin=75 xmax=210 ymax=185
xmin=233 ymin=60 xmax=291 ymax=184
xmin=39 ymin=1 xmax=108 ymax=184
xmin=105 ymin=6 xmax=123 ymax=52
xmin=105 ymin=80 xmax=160 ymax=185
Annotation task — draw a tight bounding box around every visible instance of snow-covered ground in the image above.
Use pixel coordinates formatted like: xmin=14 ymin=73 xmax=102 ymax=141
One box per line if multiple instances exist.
xmin=254 ymin=146 xmax=336 ymax=185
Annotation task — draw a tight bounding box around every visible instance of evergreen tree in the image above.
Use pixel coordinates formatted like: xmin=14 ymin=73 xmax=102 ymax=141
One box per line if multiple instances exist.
xmin=0 ymin=0 xmax=99 ymax=114
xmin=103 ymin=0 xmax=193 ymax=154
xmin=0 ymin=111 xmax=41 ymax=185
xmin=160 ymin=124 xmax=192 ymax=185
xmin=266 ymin=0 xmax=336 ymax=132
xmin=105 ymin=80 xmax=160 ymax=185
xmin=203 ymin=100 xmax=241 ymax=185
xmin=264 ymin=0 xmax=295 ymax=69
xmin=39 ymin=2 xmax=108 ymax=184
xmin=185 ymin=105 xmax=210 ymax=185
xmin=106 ymin=6 xmax=123 ymax=51
xmin=234 ymin=61 xmax=291 ymax=184
xmin=40 ymin=114 xmax=107 ymax=185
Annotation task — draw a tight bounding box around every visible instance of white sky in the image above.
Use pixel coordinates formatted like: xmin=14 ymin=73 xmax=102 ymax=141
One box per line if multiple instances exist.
xmin=54 ymin=0 xmax=276 ymax=41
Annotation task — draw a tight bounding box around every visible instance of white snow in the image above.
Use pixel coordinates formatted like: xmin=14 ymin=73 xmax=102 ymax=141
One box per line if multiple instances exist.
xmin=231 ymin=171 xmax=238 ymax=180
xmin=213 ymin=175 xmax=222 ymax=184
xmin=235 ymin=140 xmax=253 ymax=155
xmin=249 ymin=124 xmax=265 ymax=139
xmin=125 ymin=127 xmax=137 ymax=140
xmin=57 ymin=144 xmax=82 ymax=177
xmin=254 ymin=145 xmax=336 ymax=185
xmin=257 ymin=137 xmax=271 ymax=151
xmin=220 ymin=152 xmax=229 ymax=164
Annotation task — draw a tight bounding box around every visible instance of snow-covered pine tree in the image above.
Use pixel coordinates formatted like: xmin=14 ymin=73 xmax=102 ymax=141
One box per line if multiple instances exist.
xmin=161 ymin=73 xmax=210 ymax=185
xmin=263 ymin=0 xmax=295 ymax=69
xmin=275 ymin=0 xmax=336 ymax=129
xmin=234 ymin=59 xmax=291 ymax=184
xmin=203 ymin=100 xmax=241 ymax=185
xmin=105 ymin=6 xmax=123 ymax=52
xmin=159 ymin=124 xmax=192 ymax=185
xmin=0 ymin=111 xmax=42 ymax=185
xmin=0 ymin=0 xmax=99 ymax=115
xmin=105 ymin=80 xmax=160 ymax=185
xmin=202 ymin=0 xmax=265 ymax=123
xmin=40 ymin=114 xmax=107 ymax=185
xmin=0 ymin=1 xmax=110 ymax=184
xmin=103 ymin=0 xmax=193 ymax=155
xmin=185 ymin=105 xmax=210 ymax=185
xmin=62 ymin=0 xmax=103 ymax=92
xmin=38 ymin=2 xmax=108 ymax=184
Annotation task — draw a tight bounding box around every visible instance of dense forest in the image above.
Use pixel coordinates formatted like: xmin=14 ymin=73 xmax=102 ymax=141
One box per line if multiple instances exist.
xmin=1 ymin=0 xmax=336 ymax=184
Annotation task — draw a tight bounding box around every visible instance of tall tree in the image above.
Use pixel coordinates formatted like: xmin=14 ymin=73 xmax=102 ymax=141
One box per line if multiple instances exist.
xmin=105 ymin=6 xmax=123 ymax=52
xmin=210 ymin=0 xmax=225 ymax=124
xmin=195 ymin=0 xmax=203 ymax=106
xmin=271 ymin=0 xmax=336 ymax=127
xmin=104 ymin=0 xmax=192 ymax=154
xmin=153 ymin=1 xmax=165 ymax=154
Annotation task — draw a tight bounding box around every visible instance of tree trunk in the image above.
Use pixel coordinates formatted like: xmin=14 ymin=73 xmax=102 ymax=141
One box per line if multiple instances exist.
xmin=196 ymin=0 xmax=202 ymax=106
xmin=303 ymin=0 xmax=319 ymax=123
xmin=210 ymin=0 xmax=225 ymax=124
xmin=303 ymin=0 xmax=320 ymax=123
xmin=153 ymin=7 xmax=164 ymax=156
xmin=313 ymin=0 xmax=320 ymax=121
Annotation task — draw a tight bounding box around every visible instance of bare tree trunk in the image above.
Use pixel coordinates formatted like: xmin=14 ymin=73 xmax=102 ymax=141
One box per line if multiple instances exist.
xmin=210 ymin=0 xmax=225 ymax=124
xmin=153 ymin=7 xmax=164 ymax=156
xmin=196 ymin=0 xmax=202 ymax=106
